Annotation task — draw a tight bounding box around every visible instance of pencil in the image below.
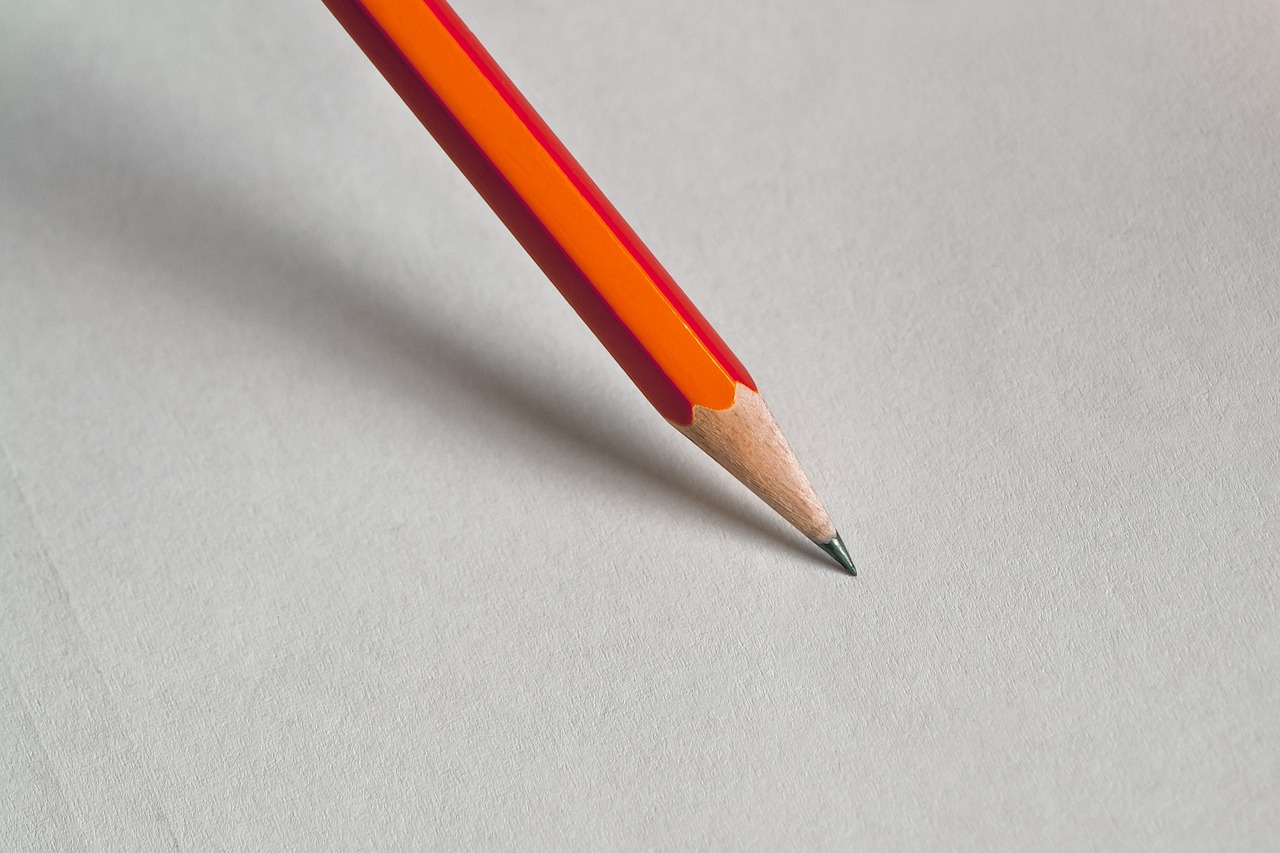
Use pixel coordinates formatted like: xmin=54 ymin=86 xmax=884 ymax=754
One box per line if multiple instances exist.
xmin=321 ymin=0 xmax=856 ymax=574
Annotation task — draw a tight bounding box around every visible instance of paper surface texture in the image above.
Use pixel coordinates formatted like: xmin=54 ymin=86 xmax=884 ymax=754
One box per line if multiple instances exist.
xmin=2 ymin=0 xmax=1277 ymax=848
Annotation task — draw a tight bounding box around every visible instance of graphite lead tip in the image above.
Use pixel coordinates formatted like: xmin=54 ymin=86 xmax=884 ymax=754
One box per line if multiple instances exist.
xmin=817 ymin=534 xmax=857 ymax=576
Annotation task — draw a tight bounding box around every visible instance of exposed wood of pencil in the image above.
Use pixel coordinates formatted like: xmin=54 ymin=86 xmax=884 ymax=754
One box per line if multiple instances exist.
xmin=677 ymin=386 xmax=837 ymax=544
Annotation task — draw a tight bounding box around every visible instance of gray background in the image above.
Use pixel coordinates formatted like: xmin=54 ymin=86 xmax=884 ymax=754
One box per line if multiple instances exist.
xmin=2 ymin=0 xmax=1277 ymax=849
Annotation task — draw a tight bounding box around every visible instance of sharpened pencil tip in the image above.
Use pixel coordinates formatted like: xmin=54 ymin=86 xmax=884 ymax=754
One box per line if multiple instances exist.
xmin=818 ymin=534 xmax=856 ymax=576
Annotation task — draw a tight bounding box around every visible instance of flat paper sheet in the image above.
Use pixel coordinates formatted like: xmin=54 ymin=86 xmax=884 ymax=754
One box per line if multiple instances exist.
xmin=2 ymin=0 xmax=1277 ymax=848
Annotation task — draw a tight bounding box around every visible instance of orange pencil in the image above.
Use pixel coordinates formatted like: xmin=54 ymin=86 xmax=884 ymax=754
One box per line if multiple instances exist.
xmin=321 ymin=0 xmax=855 ymax=574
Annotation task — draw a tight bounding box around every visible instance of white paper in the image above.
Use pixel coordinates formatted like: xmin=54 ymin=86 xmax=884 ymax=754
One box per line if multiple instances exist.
xmin=3 ymin=0 xmax=1277 ymax=848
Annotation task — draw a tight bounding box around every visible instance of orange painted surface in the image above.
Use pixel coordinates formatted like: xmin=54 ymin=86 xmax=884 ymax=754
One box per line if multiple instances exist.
xmin=346 ymin=0 xmax=755 ymax=419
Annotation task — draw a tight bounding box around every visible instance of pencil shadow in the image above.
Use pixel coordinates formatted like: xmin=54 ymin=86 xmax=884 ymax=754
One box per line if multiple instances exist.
xmin=1 ymin=70 xmax=834 ymax=572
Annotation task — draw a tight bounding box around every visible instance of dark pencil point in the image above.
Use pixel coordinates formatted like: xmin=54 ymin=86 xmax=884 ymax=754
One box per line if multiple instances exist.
xmin=818 ymin=533 xmax=856 ymax=576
